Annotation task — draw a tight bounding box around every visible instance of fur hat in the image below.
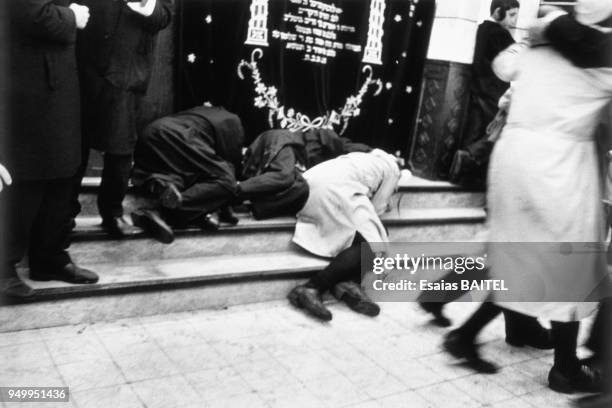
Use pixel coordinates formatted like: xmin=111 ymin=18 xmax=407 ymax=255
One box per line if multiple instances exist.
xmin=575 ymin=0 xmax=612 ymax=26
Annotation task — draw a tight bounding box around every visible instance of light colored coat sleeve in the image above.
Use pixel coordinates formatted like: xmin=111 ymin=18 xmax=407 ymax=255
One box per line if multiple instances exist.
xmin=370 ymin=156 xmax=400 ymax=215
xmin=492 ymin=42 xmax=528 ymax=83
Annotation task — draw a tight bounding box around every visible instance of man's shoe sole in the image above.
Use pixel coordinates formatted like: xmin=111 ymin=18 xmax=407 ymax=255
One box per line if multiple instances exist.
xmin=344 ymin=296 xmax=380 ymax=317
xmin=30 ymin=274 xmax=98 ymax=284
xmin=287 ymin=289 xmax=332 ymax=321
xmin=131 ymin=211 xmax=174 ymax=244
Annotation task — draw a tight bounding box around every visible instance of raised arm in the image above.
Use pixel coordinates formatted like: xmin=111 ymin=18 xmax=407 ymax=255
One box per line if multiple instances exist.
xmin=546 ymin=14 xmax=612 ymax=68
xmin=127 ymin=0 xmax=173 ymax=33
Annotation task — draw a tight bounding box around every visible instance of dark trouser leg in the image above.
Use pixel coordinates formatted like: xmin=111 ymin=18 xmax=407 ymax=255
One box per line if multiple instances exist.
xmin=503 ymin=309 xmax=549 ymax=345
xmin=551 ymin=321 xmax=580 ymax=373
xmin=306 ymin=234 xmax=372 ymax=293
xmin=162 ymin=182 xmax=236 ymax=227
xmin=1 ymin=181 xmax=44 ymax=279
xmin=70 ymin=144 xmax=90 ymax=219
xmin=457 ymin=302 xmax=502 ymax=342
xmin=451 ymin=98 xmax=495 ymax=187
xmin=586 ymin=299 xmax=611 ymax=358
xmin=461 ymin=98 xmax=495 ymax=162
xmin=98 ymin=153 xmax=132 ymax=219
xmin=182 ymin=181 xmax=236 ymax=210
xmin=28 ymin=178 xmax=73 ymax=274
xmin=444 ymin=300 xmax=501 ymax=373
xmin=463 ymin=103 xmax=494 ymax=179
xmin=606 ymin=303 xmax=612 ymax=394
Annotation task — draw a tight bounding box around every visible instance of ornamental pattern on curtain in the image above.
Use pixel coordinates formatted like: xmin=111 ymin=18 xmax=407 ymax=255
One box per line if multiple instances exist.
xmin=178 ymin=0 xmax=435 ymax=152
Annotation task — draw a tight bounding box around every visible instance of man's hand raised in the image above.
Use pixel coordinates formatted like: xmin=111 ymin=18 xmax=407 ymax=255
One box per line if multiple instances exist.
xmin=126 ymin=0 xmax=156 ymax=17
xmin=69 ymin=3 xmax=90 ymax=29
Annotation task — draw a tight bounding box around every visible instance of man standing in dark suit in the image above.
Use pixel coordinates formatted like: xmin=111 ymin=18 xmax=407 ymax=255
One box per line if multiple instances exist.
xmin=1 ymin=0 xmax=99 ymax=299
xmin=75 ymin=0 xmax=172 ymax=237
xmin=449 ymin=0 xmax=519 ymax=187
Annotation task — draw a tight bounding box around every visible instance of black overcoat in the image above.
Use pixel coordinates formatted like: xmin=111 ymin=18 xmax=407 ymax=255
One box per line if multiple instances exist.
xmin=3 ymin=0 xmax=81 ymax=181
xmin=76 ymin=0 xmax=172 ymax=154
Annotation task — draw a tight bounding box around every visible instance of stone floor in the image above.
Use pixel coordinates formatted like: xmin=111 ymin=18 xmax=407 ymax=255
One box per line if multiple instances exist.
xmin=0 ymin=301 xmax=594 ymax=408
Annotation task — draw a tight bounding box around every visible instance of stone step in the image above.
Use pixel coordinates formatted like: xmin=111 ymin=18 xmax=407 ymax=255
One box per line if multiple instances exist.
xmin=2 ymin=248 xmax=314 ymax=333
xmin=76 ymin=176 xmax=486 ymax=216
xmin=19 ymin=251 xmax=328 ymax=299
xmin=69 ymin=208 xmax=487 ymax=264
xmin=1 ymin=252 xmax=314 ymax=332
xmin=0 ymin=176 xmax=487 ymax=332
xmin=1 ymin=240 xmax=487 ymax=331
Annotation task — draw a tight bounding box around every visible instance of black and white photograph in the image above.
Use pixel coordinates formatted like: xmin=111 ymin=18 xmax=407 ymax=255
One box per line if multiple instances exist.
xmin=0 ymin=0 xmax=611 ymax=407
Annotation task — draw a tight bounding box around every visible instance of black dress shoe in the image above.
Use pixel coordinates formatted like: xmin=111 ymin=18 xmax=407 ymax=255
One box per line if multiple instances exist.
xmin=201 ymin=213 xmax=220 ymax=231
xmin=219 ymin=206 xmax=239 ymax=225
xmin=288 ymin=285 xmax=332 ymax=321
xmin=419 ymin=301 xmax=452 ymax=327
xmin=160 ymin=183 xmax=182 ymax=209
xmin=101 ymin=216 xmax=140 ymax=239
xmin=333 ymin=281 xmax=380 ymax=317
xmin=131 ymin=209 xmax=174 ymax=244
xmin=30 ymin=263 xmax=99 ymax=284
xmin=0 ymin=277 xmax=35 ymax=298
xmin=443 ymin=329 xmax=499 ymax=374
xmin=548 ymin=364 xmax=604 ymax=394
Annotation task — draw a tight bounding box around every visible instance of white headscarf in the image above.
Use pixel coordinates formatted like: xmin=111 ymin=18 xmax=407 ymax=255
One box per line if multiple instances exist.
xmin=575 ymin=0 xmax=612 ymax=26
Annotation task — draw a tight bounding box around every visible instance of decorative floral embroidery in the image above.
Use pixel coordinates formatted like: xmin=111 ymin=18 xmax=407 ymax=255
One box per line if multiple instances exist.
xmin=238 ymin=48 xmax=383 ymax=134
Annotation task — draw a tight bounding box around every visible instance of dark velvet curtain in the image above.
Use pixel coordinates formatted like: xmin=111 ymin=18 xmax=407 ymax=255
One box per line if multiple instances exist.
xmin=176 ymin=0 xmax=434 ymax=155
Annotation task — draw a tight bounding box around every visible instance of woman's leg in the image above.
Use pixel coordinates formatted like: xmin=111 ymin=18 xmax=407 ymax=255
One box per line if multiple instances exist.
xmin=307 ymin=234 xmax=367 ymax=292
xmin=549 ymin=321 xmax=603 ymax=394
xmin=444 ymin=302 xmax=502 ymax=374
xmin=552 ymin=321 xmax=580 ymax=373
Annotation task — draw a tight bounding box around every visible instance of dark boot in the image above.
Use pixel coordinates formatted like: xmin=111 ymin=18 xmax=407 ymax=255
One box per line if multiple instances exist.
xmin=288 ymin=285 xmax=332 ymax=321
xmin=30 ymin=262 xmax=98 ymax=284
xmin=443 ymin=329 xmax=499 ymax=374
xmin=504 ymin=310 xmax=553 ymax=349
xmin=0 ymin=276 xmax=34 ymax=299
xmin=201 ymin=213 xmax=220 ymax=231
xmin=219 ymin=206 xmax=239 ymax=225
xmin=548 ymin=321 xmax=601 ymax=394
xmin=548 ymin=364 xmax=603 ymax=394
xmin=131 ymin=209 xmax=174 ymax=244
xmin=333 ymin=281 xmax=380 ymax=317
xmin=419 ymin=301 xmax=451 ymax=327
xmin=101 ymin=216 xmax=141 ymax=239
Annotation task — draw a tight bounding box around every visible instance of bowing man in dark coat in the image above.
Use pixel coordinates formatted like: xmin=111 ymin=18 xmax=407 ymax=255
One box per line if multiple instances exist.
xmin=75 ymin=0 xmax=172 ymax=238
xmin=0 ymin=0 xmax=98 ymax=299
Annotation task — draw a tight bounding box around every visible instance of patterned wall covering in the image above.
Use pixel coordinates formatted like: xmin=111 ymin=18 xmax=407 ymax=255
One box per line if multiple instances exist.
xmin=407 ymin=59 xmax=471 ymax=180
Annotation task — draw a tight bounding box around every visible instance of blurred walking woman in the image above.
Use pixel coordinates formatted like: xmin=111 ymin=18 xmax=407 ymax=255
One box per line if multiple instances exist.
xmin=445 ymin=0 xmax=612 ymax=393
